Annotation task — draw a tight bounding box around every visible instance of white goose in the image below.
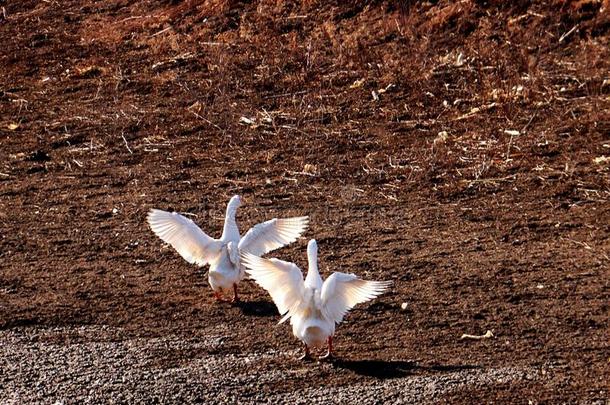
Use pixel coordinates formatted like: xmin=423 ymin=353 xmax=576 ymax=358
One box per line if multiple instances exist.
xmin=241 ymin=239 xmax=391 ymax=360
xmin=147 ymin=195 xmax=308 ymax=302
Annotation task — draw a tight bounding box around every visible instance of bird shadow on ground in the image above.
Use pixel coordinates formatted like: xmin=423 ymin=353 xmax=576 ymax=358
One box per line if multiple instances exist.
xmin=234 ymin=300 xmax=278 ymax=317
xmin=331 ymin=359 xmax=480 ymax=379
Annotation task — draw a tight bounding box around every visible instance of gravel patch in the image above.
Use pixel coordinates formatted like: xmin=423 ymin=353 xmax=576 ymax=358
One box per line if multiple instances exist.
xmin=1 ymin=326 xmax=537 ymax=404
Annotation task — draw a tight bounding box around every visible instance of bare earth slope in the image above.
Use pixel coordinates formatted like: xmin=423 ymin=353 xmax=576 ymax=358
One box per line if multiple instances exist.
xmin=0 ymin=1 xmax=608 ymax=403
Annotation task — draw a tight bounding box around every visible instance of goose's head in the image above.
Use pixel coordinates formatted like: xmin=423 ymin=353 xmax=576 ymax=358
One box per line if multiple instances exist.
xmin=307 ymin=239 xmax=318 ymax=259
xmin=228 ymin=195 xmax=242 ymax=209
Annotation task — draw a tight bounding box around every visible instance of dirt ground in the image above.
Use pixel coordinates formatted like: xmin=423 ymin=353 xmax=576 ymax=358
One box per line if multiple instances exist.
xmin=1 ymin=0 xmax=609 ymax=403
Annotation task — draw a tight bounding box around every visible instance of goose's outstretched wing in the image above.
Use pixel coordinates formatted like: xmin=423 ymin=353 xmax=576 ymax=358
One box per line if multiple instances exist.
xmin=320 ymin=272 xmax=391 ymax=324
xmin=147 ymin=209 xmax=222 ymax=266
xmin=240 ymin=252 xmax=305 ymax=320
xmin=238 ymin=216 xmax=308 ymax=256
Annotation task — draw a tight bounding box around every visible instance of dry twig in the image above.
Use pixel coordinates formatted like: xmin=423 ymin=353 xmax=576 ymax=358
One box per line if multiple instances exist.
xmin=121 ymin=133 xmax=133 ymax=154
xmin=460 ymin=330 xmax=494 ymax=340
xmin=559 ymin=24 xmax=579 ymax=43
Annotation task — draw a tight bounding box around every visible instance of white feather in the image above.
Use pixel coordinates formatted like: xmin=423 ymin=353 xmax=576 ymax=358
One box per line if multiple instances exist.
xmin=321 ymin=273 xmax=392 ymax=324
xmin=240 ymin=252 xmax=305 ymax=317
xmin=147 ymin=209 xmax=222 ymax=266
xmin=239 ymin=216 xmax=309 ymax=257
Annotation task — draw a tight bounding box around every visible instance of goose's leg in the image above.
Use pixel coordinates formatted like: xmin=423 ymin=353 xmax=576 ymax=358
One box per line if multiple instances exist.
xmin=213 ymin=291 xmax=227 ymax=302
xmin=231 ymin=284 xmax=239 ymax=303
xmin=298 ymin=343 xmax=312 ymax=361
xmin=319 ymin=336 xmax=333 ymax=360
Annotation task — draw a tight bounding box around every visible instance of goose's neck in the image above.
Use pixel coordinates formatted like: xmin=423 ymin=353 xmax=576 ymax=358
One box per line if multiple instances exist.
xmin=221 ymin=196 xmax=240 ymax=240
xmin=305 ymin=241 xmax=322 ymax=289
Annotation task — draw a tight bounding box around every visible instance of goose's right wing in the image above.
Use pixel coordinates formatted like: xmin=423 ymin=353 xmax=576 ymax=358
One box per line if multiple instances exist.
xmin=147 ymin=209 xmax=222 ymax=266
xmin=320 ymin=272 xmax=391 ymax=324
xmin=238 ymin=216 xmax=308 ymax=257
xmin=240 ymin=252 xmax=305 ymax=319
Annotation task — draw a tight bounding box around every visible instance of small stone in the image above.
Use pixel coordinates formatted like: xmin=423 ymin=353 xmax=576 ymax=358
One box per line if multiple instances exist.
xmin=303 ymin=164 xmax=317 ymax=175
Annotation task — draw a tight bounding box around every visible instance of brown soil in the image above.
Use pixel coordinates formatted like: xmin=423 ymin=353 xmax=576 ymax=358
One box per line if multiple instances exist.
xmin=1 ymin=0 xmax=608 ymax=403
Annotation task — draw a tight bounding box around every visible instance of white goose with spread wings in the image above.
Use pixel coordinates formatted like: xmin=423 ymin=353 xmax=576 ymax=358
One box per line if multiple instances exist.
xmin=241 ymin=239 xmax=391 ymax=360
xmin=147 ymin=195 xmax=308 ymax=302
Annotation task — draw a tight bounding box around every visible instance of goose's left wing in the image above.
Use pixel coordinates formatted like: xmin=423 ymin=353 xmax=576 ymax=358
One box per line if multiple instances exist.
xmin=240 ymin=252 xmax=305 ymax=321
xmin=147 ymin=209 xmax=222 ymax=266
